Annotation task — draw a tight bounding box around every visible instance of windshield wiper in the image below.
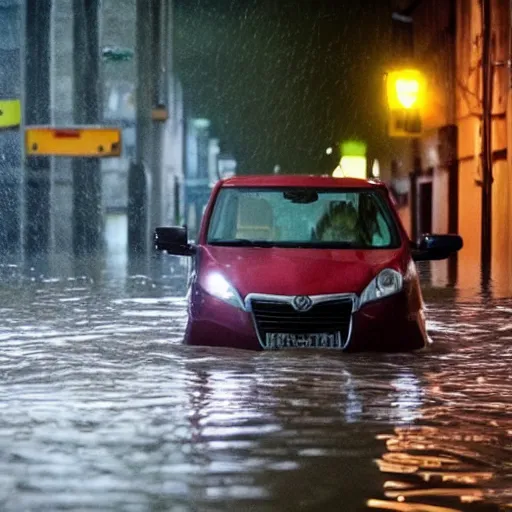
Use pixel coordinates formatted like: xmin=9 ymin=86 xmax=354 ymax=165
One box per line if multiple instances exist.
xmin=208 ymin=239 xmax=360 ymax=249
xmin=307 ymin=241 xmax=357 ymax=248
xmin=209 ymin=239 xmax=276 ymax=247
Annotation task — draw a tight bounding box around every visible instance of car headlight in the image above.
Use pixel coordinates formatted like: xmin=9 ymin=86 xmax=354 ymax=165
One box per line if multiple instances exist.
xmin=359 ymin=268 xmax=403 ymax=307
xmin=203 ymin=272 xmax=245 ymax=310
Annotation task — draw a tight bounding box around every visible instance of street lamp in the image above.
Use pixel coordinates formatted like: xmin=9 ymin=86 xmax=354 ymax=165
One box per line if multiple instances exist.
xmin=386 ymin=69 xmax=426 ymax=137
xmin=395 ymin=77 xmax=420 ymax=108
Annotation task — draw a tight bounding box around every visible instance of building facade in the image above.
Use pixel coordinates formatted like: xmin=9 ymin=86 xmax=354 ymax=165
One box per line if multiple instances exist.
xmin=51 ymin=0 xmax=230 ymax=256
xmin=455 ymin=0 xmax=510 ymax=296
xmin=0 ymin=0 xmax=237 ymax=271
xmin=0 ymin=0 xmax=22 ymax=262
xmin=389 ymin=0 xmax=512 ymax=296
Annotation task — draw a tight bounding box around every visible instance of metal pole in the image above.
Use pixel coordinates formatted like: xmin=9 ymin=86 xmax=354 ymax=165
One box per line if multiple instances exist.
xmin=157 ymin=0 xmax=169 ymax=109
xmin=150 ymin=0 xmax=171 ymax=279
xmin=151 ymin=0 xmax=170 ymax=230
xmin=72 ymin=0 xmax=102 ymax=259
xmin=128 ymin=0 xmax=153 ymax=272
xmin=150 ymin=0 xmax=164 ymax=236
xmin=18 ymin=0 xmax=27 ymax=269
xmin=481 ymin=0 xmax=493 ymax=288
xmin=129 ymin=0 xmax=170 ymax=276
xmin=447 ymin=0 xmax=459 ymax=287
xmin=24 ymin=0 xmax=52 ymax=271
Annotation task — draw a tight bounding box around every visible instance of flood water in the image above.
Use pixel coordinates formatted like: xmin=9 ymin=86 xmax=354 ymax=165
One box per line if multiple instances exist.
xmin=0 ymin=220 xmax=510 ymax=512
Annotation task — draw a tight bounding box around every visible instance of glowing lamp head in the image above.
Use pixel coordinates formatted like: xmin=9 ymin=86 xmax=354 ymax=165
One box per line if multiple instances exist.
xmin=395 ymin=78 xmax=420 ymax=109
xmin=386 ymin=69 xmax=426 ymax=111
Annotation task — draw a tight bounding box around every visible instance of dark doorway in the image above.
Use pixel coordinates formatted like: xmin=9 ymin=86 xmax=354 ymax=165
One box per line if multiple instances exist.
xmin=418 ymin=181 xmax=433 ymax=235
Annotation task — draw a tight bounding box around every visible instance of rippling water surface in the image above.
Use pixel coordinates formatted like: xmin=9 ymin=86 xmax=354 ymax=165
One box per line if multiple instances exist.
xmin=0 ymin=255 xmax=510 ymax=512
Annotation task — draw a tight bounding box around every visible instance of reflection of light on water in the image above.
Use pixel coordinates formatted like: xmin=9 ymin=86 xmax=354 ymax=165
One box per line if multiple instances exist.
xmin=344 ymin=371 xmax=423 ymax=425
xmin=376 ymin=450 xmax=460 ymax=473
xmin=367 ymin=426 xmax=499 ymax=511
xmin=390 ymin=373 xmax=423 ymax=424
xmin=367 ymin=498 xmax=466 ymax=511
xmin=345 ymin=374 xmax=363 ymax=423
xmin=383 ymin=487 xmax=484 ymax=501
xmin=186 ymin=369 xmax=281 ymax=440
xmin=182 ymin=368 xmax=278 ymax=501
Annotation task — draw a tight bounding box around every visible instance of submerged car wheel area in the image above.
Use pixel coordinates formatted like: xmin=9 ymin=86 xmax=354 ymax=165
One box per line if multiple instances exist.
xmin=154 ymin=175 xmax=463 ymax=352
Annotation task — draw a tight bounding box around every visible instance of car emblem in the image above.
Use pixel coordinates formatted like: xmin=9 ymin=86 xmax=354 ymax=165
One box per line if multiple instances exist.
xmin=292 ymin=295 xmax=313 ymax=312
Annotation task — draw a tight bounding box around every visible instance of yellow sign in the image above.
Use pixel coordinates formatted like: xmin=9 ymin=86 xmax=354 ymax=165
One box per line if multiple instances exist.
xmin=25 ymin=126 xmax=122 ymax=157
xmin=0 ymin=99 xmax=21 ymax=129
xmin=386 ymin=69 xmax=426 ymax=138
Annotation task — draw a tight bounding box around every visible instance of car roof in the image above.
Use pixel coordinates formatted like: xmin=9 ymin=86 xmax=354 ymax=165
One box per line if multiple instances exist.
xmin=220 ymin=174 xmax=386 ymax=189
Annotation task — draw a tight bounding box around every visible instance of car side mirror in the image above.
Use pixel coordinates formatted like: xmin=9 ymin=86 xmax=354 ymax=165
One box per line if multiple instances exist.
xmin=153 ymin=226 xmax=196 ymax=256
xmin=411 ymin=233 xmax=463 ymax=261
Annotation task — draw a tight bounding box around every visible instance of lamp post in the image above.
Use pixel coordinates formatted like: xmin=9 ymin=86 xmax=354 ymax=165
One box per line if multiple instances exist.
xmin=481 ymin=0 xmax=492 ymax=290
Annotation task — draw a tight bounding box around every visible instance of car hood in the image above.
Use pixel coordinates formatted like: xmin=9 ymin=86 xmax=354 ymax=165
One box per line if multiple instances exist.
xmin=198 ymin=246 xmax=406 ymax=298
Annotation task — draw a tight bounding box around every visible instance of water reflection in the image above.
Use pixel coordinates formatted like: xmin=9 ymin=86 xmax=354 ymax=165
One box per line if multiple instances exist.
xmin=368 ymin=328 xmax=512 ymax=512
xmin=367 ymin=426 xmax=500 ymax=511
xmin=0 ymin=216 xmax=510 ymax=510
xmin=173 ymin=352 xmax=428 ymax=510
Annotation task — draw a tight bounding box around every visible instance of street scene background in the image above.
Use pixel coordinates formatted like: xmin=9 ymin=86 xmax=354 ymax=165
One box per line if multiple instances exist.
xmin=0 ymin=0 xmax=511 ymax=511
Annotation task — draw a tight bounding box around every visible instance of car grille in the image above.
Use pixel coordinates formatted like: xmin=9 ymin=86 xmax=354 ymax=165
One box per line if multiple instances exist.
xmin=250 ymin=298 xmax=353 ymax=349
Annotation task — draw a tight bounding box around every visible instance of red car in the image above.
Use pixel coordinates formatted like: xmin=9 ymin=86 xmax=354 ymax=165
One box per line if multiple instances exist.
xmin=154 ymin=175 xmax=462 ymax=351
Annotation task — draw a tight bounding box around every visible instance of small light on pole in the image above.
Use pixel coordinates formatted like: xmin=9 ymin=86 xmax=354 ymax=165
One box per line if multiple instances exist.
xmin=372 ymin=159 xmax=380 ymax=178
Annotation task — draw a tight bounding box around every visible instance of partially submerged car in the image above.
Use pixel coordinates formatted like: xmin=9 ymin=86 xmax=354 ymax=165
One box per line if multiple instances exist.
xmin=154 ymin=175 xmax=463 ymax=351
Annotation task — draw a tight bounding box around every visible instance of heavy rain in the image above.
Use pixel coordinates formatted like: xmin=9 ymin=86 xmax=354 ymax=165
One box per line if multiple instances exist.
xmin=0 ymin=1 xmax=511 ymax=511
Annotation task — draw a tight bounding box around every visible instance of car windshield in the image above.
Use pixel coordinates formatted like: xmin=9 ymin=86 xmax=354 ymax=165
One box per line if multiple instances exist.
xmin=207 ymin=187 xmax=400 ymax=248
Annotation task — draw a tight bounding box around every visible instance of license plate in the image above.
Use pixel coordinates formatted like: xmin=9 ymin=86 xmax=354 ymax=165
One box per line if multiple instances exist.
xmin=265 ymin=332 xmax=341 ymax=349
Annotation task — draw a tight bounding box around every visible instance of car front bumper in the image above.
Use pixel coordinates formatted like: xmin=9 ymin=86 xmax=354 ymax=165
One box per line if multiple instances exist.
xmin=185 ymin=289 xmax=428 ymax=352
